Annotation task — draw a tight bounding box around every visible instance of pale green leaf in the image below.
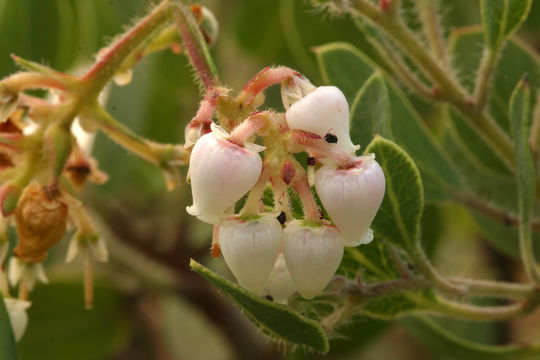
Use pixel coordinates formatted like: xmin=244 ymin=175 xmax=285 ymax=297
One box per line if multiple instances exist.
xmin=449 ymin=28 xmax=540 ymax=135
xmin=314 ymin=42 xmax=375 ymax=102
xmin=190 ymin=259 xmax=329 ymax=353
xmin=447 ymin=108 xmax=513 ymax=176
xmin=509 ymin=77 xmax=534 ymax=219
xmin=350 ymin=72 xmax=393 ymax=147
xmin=364 ymin=137 xmax=423 ymax=253
xmin=0 ymin=294 xmax=18 ymax=360
xmin=480 ymin=0 xmax=532 ymax=50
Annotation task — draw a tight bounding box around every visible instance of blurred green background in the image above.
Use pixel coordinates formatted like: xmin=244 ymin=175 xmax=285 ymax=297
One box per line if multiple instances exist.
xmin=1 ymin=0 xmax=540 ymax=359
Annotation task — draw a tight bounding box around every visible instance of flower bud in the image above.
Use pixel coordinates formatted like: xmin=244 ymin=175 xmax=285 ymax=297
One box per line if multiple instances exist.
xmin=191 ymin=5 xmax=219 ymax=47
xmin=219 ymin=215 xmax=283 ymax=295
xmin=186 ymin=125 xmax=263 ymax=224
xmin=285 ymin=86 xmax=358 ymax=155
xmin=14 ymin=182 xmax=68 ymax=262
xmin=315 ymin=154 xmax=385 ymax=246
xmin=4 ymin=298 xmax=30 ymax=341
xmin=264 ymin=253 xmax=296 ymax=304
xmin=282 ymin=220 xmax=343 ymax=299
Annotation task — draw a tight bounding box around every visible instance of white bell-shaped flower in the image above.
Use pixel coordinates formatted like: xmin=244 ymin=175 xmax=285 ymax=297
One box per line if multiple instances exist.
xmin=4 ymin=298 xmax=31 ymax=341
xmin=219 ymin=215 xmax=283 ymax=295
xmin=282 ymin=220 xmax=343 ymax=299
xmin=187 ymin=124 xmax=263 ymax=224
xmin=285 ymin=86 xmax=358 ymax=155
xmin=264 ymin=253 xmax=296 ymax=304
xmin=315 ymin=154 xmax=385 ymax=246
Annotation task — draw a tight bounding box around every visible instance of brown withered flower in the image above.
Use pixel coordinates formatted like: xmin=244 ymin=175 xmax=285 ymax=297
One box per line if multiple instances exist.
xmin=64 ymin=145 xmax=108 ymax=191
xmin=14 ymin=182 xmax=68 ymax=263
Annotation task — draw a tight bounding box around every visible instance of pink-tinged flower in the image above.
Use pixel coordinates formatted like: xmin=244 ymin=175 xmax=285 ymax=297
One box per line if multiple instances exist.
xmin=186 ymin=124 xmax=263 ymax=224
xmin=219 ymin=215 xmax=283 ymax=295
xmin=285 ymin=86 xmax=358 ymax=155
xmin=282 ymin=220 xmax=343 ymax=299
xmin=315 ymin=154 xmax=385 ymax=247
xmin=264 ymin=253 xmax=297 ymax=304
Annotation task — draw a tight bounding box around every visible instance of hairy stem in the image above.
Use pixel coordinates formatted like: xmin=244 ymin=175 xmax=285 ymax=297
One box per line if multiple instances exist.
xmin=417 ymin=0 xmax=448 ymax=67
xmin=409 ymin=243 xmax=468 ymax=294
xmin=174 ymin=4 xmax=219 ymax=90
xmin=434 ymin=297 xmax=530 ymax=321
xmin=367 ymin=40 xmax=435 ymax=100
xmin=241 ymin=165 xmax=270 ymax=216
xmin=348 ymin=0 xmax=516 ymax=170
xmin=447 ymin=277 xmax=537 ymax=299
xmin=292 ymin=168 xmax=320 ymax=221
xmin=473 ymin=48 xmax=499 ymax=112
xmin=85 ymin=104 xmax=186 ymax=166
xmin=83 ymin=0 xmax=174 ymax=96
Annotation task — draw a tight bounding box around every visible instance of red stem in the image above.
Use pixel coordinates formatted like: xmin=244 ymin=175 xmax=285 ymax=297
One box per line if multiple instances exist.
xmin=240 ymin=66 xmax=300 ymax=106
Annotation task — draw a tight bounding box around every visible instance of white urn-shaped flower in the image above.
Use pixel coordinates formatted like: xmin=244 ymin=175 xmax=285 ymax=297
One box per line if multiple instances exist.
xmin=264 ymin=253 xmax=297 ymax=304
xmin=315 ymin=154 xmax=385 ymax=246
xmin=186 ymin=124 xmax=263 ymax=224
xmin=285 ymin=86 xmax=358 ymax=155
xmin=282 ymin=220 xmax=343 ymax=299
xmin=219 ymin=215 xmax=283 ymax=295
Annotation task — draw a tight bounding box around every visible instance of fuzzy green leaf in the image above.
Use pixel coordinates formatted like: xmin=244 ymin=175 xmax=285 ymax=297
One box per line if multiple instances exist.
xmin=314 ymin=42 xmax=375 ymax=102
xmin=403 ymin=316 xmax=540 ymax=360
xmin=449 ymin=28 xmax=540 ymax=136
xmin=350 ymin=72 xmax=393 ymax=147
xmin=509 ymin=76 xmax=539 ymax=283
xmin=509 ymin=77 xmax=534 ymax=225
xmin=316 ymin=42 xmax=463 ymax=202
xmin=364 ymin=137 xmax=423 ymax=253
xmin=448 ymin=28 xmax=540 ymax=211
xmin=190 ymin=259 xmax=329 ymax=353
xmin=362 ymin=291 xmax=439 ymax=319
xmin=480 ymin=0 xmax=532 ymax=50
xmin=0 ymin=294 xmax=18 ymax=360
xmin=447 ymin=108 xmax=513 ymax=176
xmin=339 ymin=241 xmax=399 ymax=281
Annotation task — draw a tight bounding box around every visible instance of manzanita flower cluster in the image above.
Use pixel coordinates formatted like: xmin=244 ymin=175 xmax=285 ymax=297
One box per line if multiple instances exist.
xmin=186 ymin=70 xmax=386 ymax=302
xmin=0 ymin=0 xmax=386 ymax=342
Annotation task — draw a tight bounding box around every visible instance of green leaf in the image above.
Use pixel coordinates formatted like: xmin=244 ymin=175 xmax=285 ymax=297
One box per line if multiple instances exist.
xmin=350 ymin=72 xmax=393 ymax=147
xmin=509 ymin=76 xmax=539 ymax=281
xmin=339 ymin=240 xmax=399 ymax=281
xmin=509 ymin=76 xmax=534 ymax=224
xmin=403 ymin=316 xmax=540 ymax=360
xmin=364 ymin=137 xmax=423 ymax=253
xmin=449 ymin=28 xmax=540 ymax=136
xmin=316 ymin=42 xmax=463 ymax=202
xmin=362 ymin=291 xmax=441 ymax=320
xmin=18 ymin=281 xmax=129 ymax=360
xmin=190 ymin=259 xmax=329 ymax=353
xmin=447 ymin=108 xmax=513 ymax=176
xmin=480 ymin=0 xmax=532 ymax=50
xmin=314 ymin=42 xmax=375 ymax=102
xmin=0 ymin=294 xmax=18 ymax=360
